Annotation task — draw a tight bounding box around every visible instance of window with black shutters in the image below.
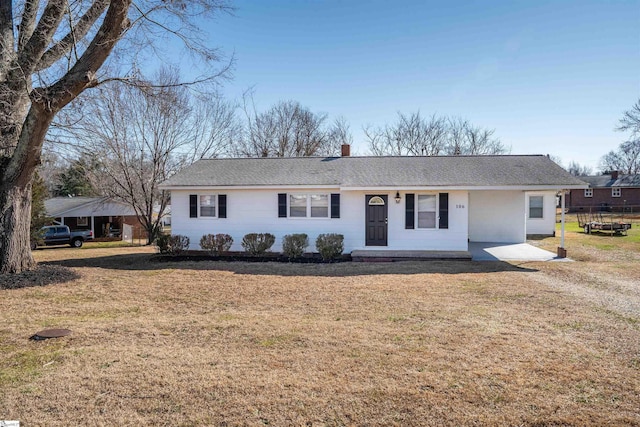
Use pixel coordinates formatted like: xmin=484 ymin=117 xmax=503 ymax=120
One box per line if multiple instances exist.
xmin=407 ymin=193 xmax=449 ymax=229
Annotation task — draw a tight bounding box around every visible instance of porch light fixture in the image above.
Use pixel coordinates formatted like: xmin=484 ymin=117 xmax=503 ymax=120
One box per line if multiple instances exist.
xmin=395 ymin=191 xmax=401 ymax=204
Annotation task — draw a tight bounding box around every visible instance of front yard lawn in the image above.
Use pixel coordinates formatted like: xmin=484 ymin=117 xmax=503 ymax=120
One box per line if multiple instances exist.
xmin=1 ymin=230 xmax=639 ymax=425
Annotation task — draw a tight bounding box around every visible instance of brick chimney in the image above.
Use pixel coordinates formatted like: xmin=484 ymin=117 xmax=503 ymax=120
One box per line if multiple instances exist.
xmin=611 ymin=170 xmax=619 ymax=180
xmin=341 ymin=144 xmax=351 ymax=157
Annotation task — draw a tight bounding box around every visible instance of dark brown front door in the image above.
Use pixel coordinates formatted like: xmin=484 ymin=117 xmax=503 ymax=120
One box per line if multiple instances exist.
xmin=365 ymin=195 xmax=388 ymax=246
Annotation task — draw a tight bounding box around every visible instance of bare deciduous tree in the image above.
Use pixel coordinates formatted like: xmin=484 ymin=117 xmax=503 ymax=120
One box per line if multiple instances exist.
xmin=237 ymin=98 xmax=348 ymax=157
xmin=326 ymin=116 xmax=353 ymax=154
xmin=444 ymin=118 xmax=506 ymax=155
xmin=0 ymin=1 xmax=231 ymax=273
xmin=566 ymin=161 xmax=593 ymax=177
xmin=600 ymin=140 xmax=640 ymax=175
xmin=601 ymin=99 xmax=640 ymax=175
xmin=365 ymin=112 xmax=508 ymax=157
xmin=59 ymin=69 xmax=237 ymax=244
xmin=617 ymin=99 xmax=640 ymax=138
xmin=366 ymin=112 xmax=448 ymax=156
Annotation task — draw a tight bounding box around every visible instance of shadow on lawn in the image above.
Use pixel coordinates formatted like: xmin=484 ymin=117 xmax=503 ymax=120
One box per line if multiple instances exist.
xmin=43 ymin=253 xmax=538 ymax=276
xmin=0 ymin=265 xmax=80 ymax=290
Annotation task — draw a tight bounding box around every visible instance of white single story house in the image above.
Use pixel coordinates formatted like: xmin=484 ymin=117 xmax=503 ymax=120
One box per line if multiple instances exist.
xmin=45 ymin=196 xmax=138 ymax=238
xmin=159 ymin=152 xmax=587 ymax=254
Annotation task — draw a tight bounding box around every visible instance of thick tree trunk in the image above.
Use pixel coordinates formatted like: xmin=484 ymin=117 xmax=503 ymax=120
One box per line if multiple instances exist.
xmin=0 ymin=182 xmax=35 ymax=273
xmin=0 ymin=102 xmax=54 ymax=274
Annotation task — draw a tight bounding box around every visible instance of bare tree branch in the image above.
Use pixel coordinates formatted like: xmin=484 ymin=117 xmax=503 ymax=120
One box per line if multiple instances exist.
xmin=0 ymin=1 xmax=16 ymax=78
xmin=36 ymin=0 xmax=110 ymax=71
xmin=617 ymin=99 xmax=640 ymax=138
xmin=17 ymin=0 xmax=66 ymax=73
xmin=44 ymin=1 xmax=132 ymax=112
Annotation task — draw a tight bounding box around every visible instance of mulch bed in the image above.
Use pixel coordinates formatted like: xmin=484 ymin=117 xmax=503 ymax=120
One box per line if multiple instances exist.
xmin=0 ymin=265 xmax=80 ymax=290
xmin=151 ymin=251 xmax=351 ymax=263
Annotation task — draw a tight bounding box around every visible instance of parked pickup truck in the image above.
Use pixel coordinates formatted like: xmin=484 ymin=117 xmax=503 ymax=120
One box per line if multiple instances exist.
xmin=31 ymin=225 xmax=94 ymax=250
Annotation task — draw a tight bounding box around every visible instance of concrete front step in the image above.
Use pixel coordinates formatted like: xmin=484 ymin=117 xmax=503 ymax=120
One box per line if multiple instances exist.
xmin=350 ymin=249 xmax=472 ymax=262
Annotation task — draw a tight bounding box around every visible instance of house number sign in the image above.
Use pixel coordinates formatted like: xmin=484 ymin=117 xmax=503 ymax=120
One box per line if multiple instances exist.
xmin=456 ymin=204 xmax=465 ymax=209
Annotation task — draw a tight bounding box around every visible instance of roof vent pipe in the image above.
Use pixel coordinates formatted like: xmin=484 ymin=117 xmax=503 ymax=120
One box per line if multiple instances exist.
xmin=341 ymin=144 xmax=350 ymax=157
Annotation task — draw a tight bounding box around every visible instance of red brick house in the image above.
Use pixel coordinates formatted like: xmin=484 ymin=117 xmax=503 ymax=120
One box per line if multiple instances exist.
xmin=567 ymin=171 xmax=640 ymax=213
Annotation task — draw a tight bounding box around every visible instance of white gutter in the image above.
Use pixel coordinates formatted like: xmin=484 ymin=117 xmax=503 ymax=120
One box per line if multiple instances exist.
xmin=160 ymin=184 xmax=588 ymax=191
xmin=340 ymin=185 xmax=589 ymax=191
xmin=158 ymin=184 xmax=342 ymax=191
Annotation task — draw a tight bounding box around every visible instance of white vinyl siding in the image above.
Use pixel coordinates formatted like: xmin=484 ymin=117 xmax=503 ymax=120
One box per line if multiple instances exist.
xmin=171 ymin=189 xmax=469 ymax=252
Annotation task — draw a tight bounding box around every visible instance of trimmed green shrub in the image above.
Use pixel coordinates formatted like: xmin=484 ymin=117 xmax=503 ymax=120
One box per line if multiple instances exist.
xmin=241 ymin=233 xmax=276 ymax=255
xmin=200 ymin=233 xmax=234 ymax=255
xmin=156 ymin=234 xmax=190 ymax=255
xmin=155 ymin=234 xmax=171 ymax=254
xmin=315 ymin=233 xmax=344 ymax=261
xmin=282 ymin=233 xmax=308 ymax=259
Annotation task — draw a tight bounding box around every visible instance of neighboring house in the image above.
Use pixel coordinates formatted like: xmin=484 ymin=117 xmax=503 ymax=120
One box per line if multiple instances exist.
xmin=44 ymin=197 xmax=143 ymax=238
xmin=159 ymin=151 xmax=587 ymax=254
xmin=567 ymin=171 xmax=640 ymax=213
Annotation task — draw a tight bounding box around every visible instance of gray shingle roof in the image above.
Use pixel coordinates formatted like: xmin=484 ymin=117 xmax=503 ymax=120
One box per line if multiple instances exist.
xmin=579 ymin=174 xmax=640 ymax=188
xmin=45 ymin=197 xmax=136 ymax=217
xmin=161 ymin=155 xmax=587 ymax=188
xmin=45 ymin=197 xmax=105 ymax=216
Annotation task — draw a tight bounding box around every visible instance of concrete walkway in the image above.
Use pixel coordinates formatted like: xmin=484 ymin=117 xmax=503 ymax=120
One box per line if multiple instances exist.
xmin=469 ymin=242 xmax=567 ymax=262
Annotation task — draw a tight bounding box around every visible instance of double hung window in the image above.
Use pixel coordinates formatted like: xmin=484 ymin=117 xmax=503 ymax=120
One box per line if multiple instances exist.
xmin=200 ymin=195 xmax=216 ymax=217
xmin=529 ymin=196 xmax=544 ymax=219
xmin=189 ymin=194 xmax=227 ymax=219
xmin=289 ymin=194 xmax=329 ymax=218
xmin=417 ymin=195 xmax=437 ymax=228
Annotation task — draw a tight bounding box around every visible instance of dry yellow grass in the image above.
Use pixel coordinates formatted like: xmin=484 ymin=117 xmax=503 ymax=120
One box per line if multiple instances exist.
xmin=1 ymin=240 xmax=639 ymax=426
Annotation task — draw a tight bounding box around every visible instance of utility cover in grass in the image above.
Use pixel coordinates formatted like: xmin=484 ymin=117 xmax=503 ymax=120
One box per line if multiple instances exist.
xmin=30 ymin=329 xmax=72 ymax=340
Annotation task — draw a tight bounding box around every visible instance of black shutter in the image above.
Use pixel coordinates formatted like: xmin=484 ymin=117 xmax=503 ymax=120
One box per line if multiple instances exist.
xmin=439 ymin=193 xmax=449 ymax=229
xmin=189 ymin=194 xmax=198 ymax=218
xmin=331 ymin=193 xmax=340 ymax=218
xmin=405 ymin=193 xmax=415 ymax=229
xmin=278 ymin=193 xmax=287 ymax=218
xmin=218 ymin=194 xmax=227 ymax=218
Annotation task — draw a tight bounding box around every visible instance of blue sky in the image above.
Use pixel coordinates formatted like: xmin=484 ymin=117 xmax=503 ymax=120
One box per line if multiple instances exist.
xmin=200 ymin=0 xmax=639 ymax=171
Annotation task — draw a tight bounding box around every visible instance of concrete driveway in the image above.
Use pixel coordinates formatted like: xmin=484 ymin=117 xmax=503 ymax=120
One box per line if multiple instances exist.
xmin=469 ymin=242 xmax=567 ymax=262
